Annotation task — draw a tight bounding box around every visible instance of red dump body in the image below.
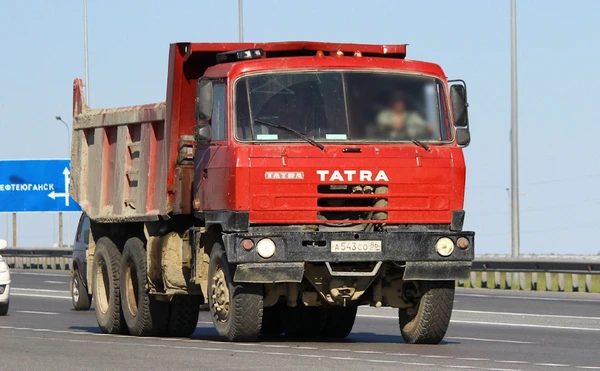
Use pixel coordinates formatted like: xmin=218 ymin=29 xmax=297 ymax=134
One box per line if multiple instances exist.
xmin=70 ymin=41 xmax=464 ymax=224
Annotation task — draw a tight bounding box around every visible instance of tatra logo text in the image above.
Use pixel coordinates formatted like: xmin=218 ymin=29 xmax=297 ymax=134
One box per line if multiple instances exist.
xmin=316 ymin=170 xmax=389 ymax=182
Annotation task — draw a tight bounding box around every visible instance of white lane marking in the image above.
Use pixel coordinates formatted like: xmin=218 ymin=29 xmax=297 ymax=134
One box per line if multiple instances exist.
xmin=447 ymin=336 xmax=535 ymax=344
xmin=367 ymin=359 xmax=396 ymax=364
xmin=576 ymin=367 xmax=600 ymax=370
xmin=455 ymin=309 xmax=600 ymax=321
xmin=451 ymin=320 xmax=600 ymax=332
xmin=10 ymin=293 xmax=71 ymax=300
xmin=198 ymin=321 xmax=213 ymax=325
xmin=456 ymin=293 xmax=600 ymax=303
xmin=297 ymin=354 xmax=322 ymax=358
xmin=534 ymin=363 xmax=569 ymax=367
xmin=43 ymin=280 xmax=67 ymax=284
xmin=296 ymin=346 xmax=318 ymax=350
xmin=324 ymin=348 xmax=351 ymax=352
xmin=264 ymin=344 xmax=289 ymax=348
xmin=357 ymin=314 xmax=600 ymax=332
xmin=421 ymin=355 xmax=452 ymax=358
xmin=11 ymin=288 xmax=70 ymax=293
xmin=354 ymin=350 xmax=382 ymax=354
xmin=386 ymin=353 xmax=418 ymax=357
xmin=494 ymin=360 xmax=528 ymax=364
xmin=10 ymin=271 xmax=69 ymax=277
xmin=457 ymin=358 xmax=491 ymax=361
xmin=16 ymin=310 xmax=59 ymax=315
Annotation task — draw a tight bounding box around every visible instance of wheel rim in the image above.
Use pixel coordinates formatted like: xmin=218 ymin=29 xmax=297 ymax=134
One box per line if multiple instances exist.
xmin=72 ymin=276 xmax=80 ymax=303
xmin=95 ymin=260 xmax=110 ymax=314
xmin=211 ymin=264 xmax=230 ymax=323
xmin=124 ymin=262 xmax=138 ymax=317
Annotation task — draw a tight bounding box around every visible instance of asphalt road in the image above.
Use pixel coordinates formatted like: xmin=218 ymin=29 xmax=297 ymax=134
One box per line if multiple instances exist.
xmin=1 ymin=270 xmax=599 ymax=371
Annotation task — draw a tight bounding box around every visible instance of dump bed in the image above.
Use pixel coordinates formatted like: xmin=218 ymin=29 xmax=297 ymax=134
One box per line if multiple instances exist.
xmin=70 ymin=42 xmax=408 ymax=222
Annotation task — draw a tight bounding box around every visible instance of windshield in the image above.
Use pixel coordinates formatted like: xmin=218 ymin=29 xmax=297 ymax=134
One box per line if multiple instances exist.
xmin=234 ymin=71 xmax=451 ymax=143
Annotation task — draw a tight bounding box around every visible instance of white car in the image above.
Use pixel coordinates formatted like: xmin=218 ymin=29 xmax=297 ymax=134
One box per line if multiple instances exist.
xmin=0 ymin=255 xmax=10 ymax=315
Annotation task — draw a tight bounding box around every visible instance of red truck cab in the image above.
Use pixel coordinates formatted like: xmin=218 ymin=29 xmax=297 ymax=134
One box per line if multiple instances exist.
xmin=71 ymin=41 xmax=473 ymax=344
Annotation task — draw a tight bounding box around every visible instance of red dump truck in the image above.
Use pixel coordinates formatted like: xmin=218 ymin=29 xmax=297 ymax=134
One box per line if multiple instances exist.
xmin=70 ymin=41 xmax=474 ymax=344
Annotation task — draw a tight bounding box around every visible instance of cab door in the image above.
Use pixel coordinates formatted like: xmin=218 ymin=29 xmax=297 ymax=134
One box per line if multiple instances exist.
xmin=194 ymin=82 xmax=230 ymax=211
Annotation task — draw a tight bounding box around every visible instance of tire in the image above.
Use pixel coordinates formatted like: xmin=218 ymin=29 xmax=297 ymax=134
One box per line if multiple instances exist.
xmin=166 ymin=295 xmax=201 ymax=337
xmin=92 ymin=237 xmax=128 ymax=334
xmin=398 ymin=280 xmax=455 ymax=344
xmin=208 ymin=242 xmax=263 ymax=342
xmin=282 ymin=302 xmax=326 ymax=338
xmin=260 ymin=302 xmax=283 ymax=337
xmin=120 ymin=237 xmax=169 ymax=336
xmin=0 ymin=301 xmax=8 ymax=316
xmin=71 ymin=269 xmax=92 ymax=311
xmin=321 ymin=305 xmax=357 ymax=339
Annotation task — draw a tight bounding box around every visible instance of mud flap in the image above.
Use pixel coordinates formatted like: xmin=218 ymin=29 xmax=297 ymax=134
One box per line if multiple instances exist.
xmin=234 ymin=262 xmax=305 ymax=283
xmin=403 ymin=261 xmax=471 ymax=281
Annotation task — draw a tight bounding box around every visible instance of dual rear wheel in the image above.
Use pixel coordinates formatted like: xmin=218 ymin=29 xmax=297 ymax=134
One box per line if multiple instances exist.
xmin=92 ymin=237 xmax=200 ymax=337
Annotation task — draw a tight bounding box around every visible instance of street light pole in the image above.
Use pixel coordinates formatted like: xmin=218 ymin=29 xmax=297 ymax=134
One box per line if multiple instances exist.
xmin=83 ymin=0 xmax=90 ymax=104
xmin=238 ymin=0 xmax=244 ymax=42
xmin=55 ymin=116 xmax=71 ymax=248
xmin=510 ymin=0 xmax=521 ymax=258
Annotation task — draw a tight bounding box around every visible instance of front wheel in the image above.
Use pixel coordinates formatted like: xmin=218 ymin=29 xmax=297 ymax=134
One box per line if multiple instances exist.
xmin=208 ymin=242 xmax=263 ymax=342
xmin=71 ymin=270 xmax=92 ymax=311
xmin=398 ymin=280 xmax=455 ymax=344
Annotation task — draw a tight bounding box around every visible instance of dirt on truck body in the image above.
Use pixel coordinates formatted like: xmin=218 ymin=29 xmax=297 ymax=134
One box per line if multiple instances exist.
xmin=70 ymin=41 xmax=474 ymax=343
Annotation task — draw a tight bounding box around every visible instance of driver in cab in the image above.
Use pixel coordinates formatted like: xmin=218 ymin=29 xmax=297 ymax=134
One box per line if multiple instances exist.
xmin=375 ymin=91 xmax=434 ymax=140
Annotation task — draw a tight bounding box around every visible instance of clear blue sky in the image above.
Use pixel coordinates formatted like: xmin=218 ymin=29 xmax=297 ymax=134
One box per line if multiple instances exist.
xmin=1 ymin=1 xmax=599 ymax=255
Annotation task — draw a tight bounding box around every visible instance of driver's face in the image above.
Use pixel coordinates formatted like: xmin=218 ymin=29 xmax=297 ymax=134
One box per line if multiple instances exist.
xmin=392 ymin=99 xmax=406 ymax=113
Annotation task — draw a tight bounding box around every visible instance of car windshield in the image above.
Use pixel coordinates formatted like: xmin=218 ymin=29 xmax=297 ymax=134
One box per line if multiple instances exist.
xmin=234 ymin=71 xmax=451 ymax=143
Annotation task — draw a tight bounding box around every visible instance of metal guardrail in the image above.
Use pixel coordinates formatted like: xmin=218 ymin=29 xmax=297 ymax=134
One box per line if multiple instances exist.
xmin=465 ymin=257 xmax=600 ymax=293
xmin=0 ymin=248 xmax=73 ymax=271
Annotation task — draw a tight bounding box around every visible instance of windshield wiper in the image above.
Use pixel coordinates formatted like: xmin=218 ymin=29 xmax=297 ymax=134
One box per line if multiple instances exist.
xmin=411 ymin=139 xmax=431 ymax=152
xmin=255 ymin=119 xmax=325 ymax=151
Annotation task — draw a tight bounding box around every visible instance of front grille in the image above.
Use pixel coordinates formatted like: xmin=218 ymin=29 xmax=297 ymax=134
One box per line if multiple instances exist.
xmin=317 ymin=184 xmax=388 ymax=222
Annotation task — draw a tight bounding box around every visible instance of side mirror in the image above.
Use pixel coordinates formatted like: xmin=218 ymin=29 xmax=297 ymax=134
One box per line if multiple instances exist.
xmin=456 ymin=127 xmax=471 ymax=147
xmin=83 ymin=230 xmax=90 ymax=245
xmin=195 ymin=123 xmax=212 ymax=142
xmin=450 ymin=81 xmax=469 ymax=127
xmin=196 ymin=80 xmax=214 ymax=121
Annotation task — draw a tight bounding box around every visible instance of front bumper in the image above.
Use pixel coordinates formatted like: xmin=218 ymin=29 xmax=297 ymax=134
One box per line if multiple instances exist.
xmin=223 ymin=230 xmax=474 ymax=264
xmin=0 ymin=272 xmax=10 ymax=303
xmin=224 ymin=230 xmax=474 ymax=281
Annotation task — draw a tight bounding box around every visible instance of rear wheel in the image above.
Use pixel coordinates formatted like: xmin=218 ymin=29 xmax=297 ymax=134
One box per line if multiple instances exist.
xmin=120 ymin=237 xmax=169 ymax=336
xmin=260 ymin=302 xmax=283 ymax=337
xmin=209 ymin=242 xmax=263 ymax=342
xmin=71 ymin=269 xmax=92 ymax=311
xmin=0 ymin=301 xmax=8 ymax=316
xmin=321 ymin=305 xmax=357 ymax=339
xmin=282 ymin=302 xmax=326 ymax=338
xmin=166 ymin=295 xmax=201 ymax=337
xmin=398 ymin=280 xmax=455 ymax=344
xmin=92 ymin=237 xmax=127 ymax=334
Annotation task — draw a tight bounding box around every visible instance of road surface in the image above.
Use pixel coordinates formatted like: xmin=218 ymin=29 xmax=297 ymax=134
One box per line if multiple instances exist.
xmin=1 ymin=270 xmax=599 ymax=370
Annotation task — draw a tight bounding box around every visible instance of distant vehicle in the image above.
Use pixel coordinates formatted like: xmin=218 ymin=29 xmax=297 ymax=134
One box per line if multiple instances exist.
xmin=70 ymin=213 xmax=92 ymax=310
xmin=0 ymin=255 xmax=10 ymax=315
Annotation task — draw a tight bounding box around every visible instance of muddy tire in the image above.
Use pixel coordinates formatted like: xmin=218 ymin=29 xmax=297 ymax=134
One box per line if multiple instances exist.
xmin=398 ymin=280 xmax=455 ymax=344
xmin=209 ymin=242 xmax=263 ymax=342
xmin=282 ymin=302 xmax=326 ymax=338
xmin=71 ymin=269 xmax=92 ymax=311
xmin=166 ymin=295 xmax=201 ymax=337
xmin=321 ymin=305 xmax=357 ymax=339
xmin=92 ymin=237 xmax=127 ymax=334
xmin=260 ymin=302 xmax=283 ymax=337
xmin=0 ymin=301 xmax=8 ymax=315
xmin=120 ymin=237 xmax=169 ymax=336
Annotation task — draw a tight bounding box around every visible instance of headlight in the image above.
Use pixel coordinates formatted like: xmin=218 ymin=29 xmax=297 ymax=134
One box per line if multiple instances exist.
xmin=256 ymin=238 xmax=276 ymax=259
xmin=0 ymin=260 xmax=8 ymax=273
xmin=435 ymin=237 xmax=455 ymax=257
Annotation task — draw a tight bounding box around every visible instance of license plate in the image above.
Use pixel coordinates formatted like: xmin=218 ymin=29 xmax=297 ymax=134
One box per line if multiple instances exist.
xmin=331 ymin=240 xmax=382 ymax=253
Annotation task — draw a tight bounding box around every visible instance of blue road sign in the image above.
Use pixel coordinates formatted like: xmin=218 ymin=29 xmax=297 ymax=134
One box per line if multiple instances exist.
xmin=0 ymin=159 xmax=81 ymax=212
